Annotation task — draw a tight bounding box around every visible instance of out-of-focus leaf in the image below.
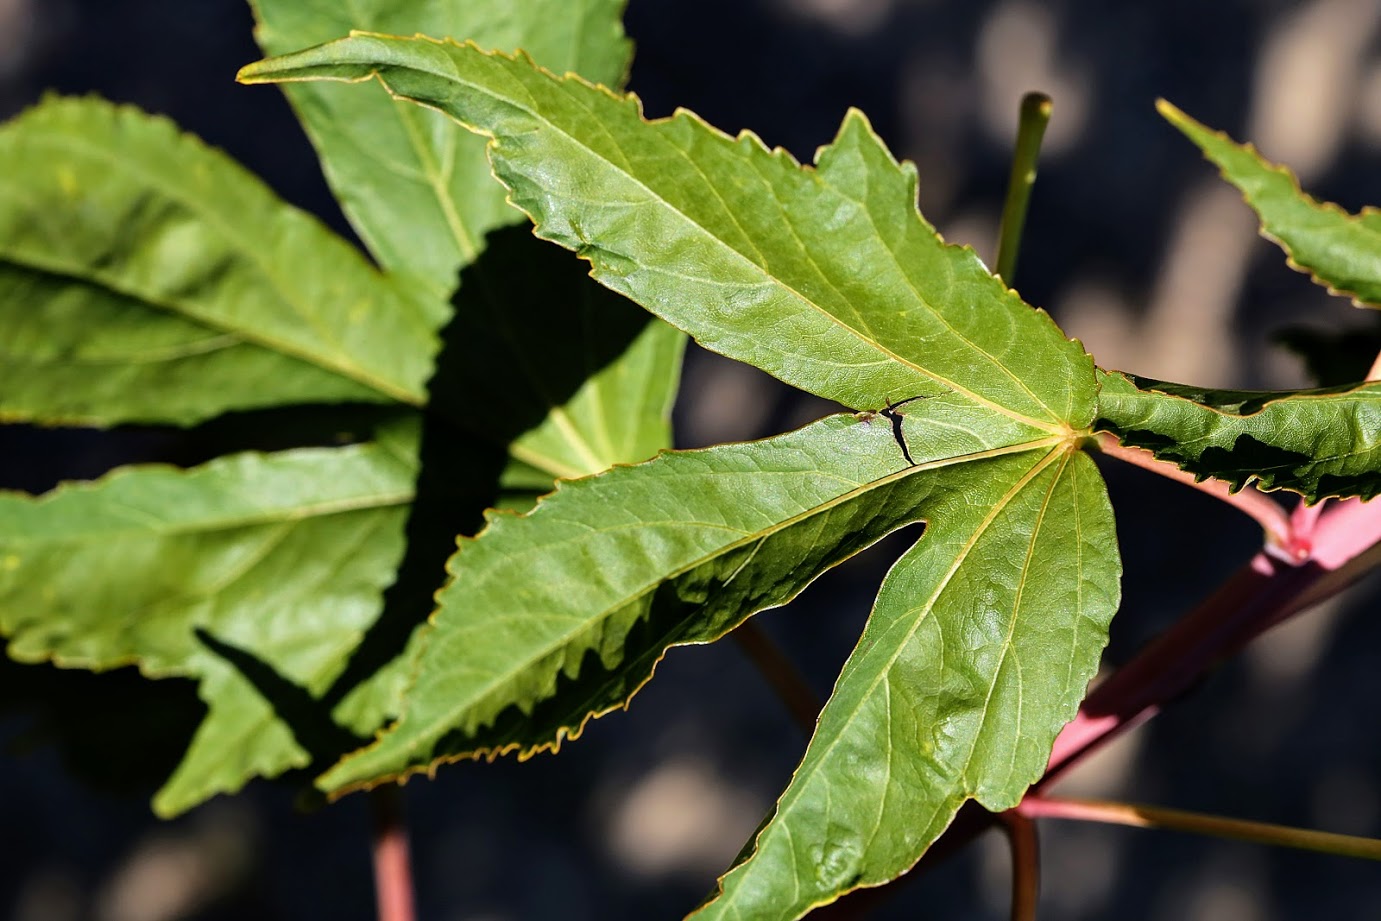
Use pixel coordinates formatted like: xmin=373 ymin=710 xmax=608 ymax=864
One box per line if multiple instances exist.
xmin=0 ymin=96 xmax=440 ymax=426
xmin=1094 ymin=369 xmax=1381 ymax=501
xmin=0 ymin=419 xmax=419 ymax=815
xmin=249 ymin=0 xmax=631 ymax=299
xmin=1160 ymin=99 xmax=1381 ymax=310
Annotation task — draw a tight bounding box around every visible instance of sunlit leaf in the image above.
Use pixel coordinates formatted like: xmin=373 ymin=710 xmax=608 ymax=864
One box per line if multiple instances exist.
xmin=238 ymin=35 xmax=1094 ymax=425
xmin=695 ymin=449 xmax=1117 ymax=919
xmin=1160 ymin=99 xmax=1381 ymax=310
xmin=250 ymin=0 xmax=631 ymax=299
xmin=321 ymin=401 xmax=1064 ymax=793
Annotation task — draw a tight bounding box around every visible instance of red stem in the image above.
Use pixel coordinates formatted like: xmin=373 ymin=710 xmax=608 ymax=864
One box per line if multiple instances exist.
xmin=370 ymin=786 xmax=417 ymax=921
xmin=1094 ymin=433 xmax=1297 ymax=556
xmin=1001 ymin=812 xmax=1040 ymax=921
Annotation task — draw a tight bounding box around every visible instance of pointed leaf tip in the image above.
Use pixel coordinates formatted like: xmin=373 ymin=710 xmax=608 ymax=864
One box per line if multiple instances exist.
xmin=1158 ymin=98 xmax=1381 ymax=310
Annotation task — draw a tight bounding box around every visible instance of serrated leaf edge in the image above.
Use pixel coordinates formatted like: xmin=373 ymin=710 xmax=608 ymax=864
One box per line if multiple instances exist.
xmin=1158 ymin=97 xmax=1381 ymax=312
xmin=318 ymin=426 xmax=1067 ymax=797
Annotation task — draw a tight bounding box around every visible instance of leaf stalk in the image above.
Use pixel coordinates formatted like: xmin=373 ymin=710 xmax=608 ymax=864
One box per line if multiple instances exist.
xmin=370 ymin=786 xmax=417 ymax=921
xmin=1017 ymin=795 xmax=1381 ymax=862
xmin=1001 ymin=811 xmax=1041 ymax=921
xmin=1093 ymin=432 xmax=1297 ymax=556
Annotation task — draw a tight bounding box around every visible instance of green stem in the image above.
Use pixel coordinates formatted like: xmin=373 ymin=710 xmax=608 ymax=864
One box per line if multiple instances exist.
xmin=1018 ymin=795 xmax=1381 ymax=862
xmin=995 ymin=92 xmax=1053 ymax=284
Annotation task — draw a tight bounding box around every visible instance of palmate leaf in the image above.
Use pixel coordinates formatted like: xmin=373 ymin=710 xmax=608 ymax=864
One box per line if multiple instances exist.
xmin=1095 ymin=370 xmax=1381 ymax=502
xmin=0 ymin=418 xmax=419 ymax=816
xmin=315 ymin=408 xmax=1117 ymax=920
xmin=250 ymin=0 xmax=631 ymax=300
xmin=238 ymin=35 xmax=1093 ymax=426
xmin=241 ymin=34 xmax=1122 ymax=916
xmin=1160 ymin=99 xmax=1381 ymax=309
xmin=0 ymin=95 xmax=440 ymax=426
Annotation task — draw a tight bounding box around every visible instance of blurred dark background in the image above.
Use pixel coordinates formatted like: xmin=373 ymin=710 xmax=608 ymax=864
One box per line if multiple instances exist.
xmin=3 ymin=0 xmax=1381 ymax=918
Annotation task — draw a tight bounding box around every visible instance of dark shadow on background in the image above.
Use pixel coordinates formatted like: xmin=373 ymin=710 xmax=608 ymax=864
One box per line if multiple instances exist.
xmin=319 ymin=225 xmax=664 ymax=756
xmin=0 ymin=226 xmax=665 ymax=808
xmin=0 ymin=656 xmax=205 ymax=797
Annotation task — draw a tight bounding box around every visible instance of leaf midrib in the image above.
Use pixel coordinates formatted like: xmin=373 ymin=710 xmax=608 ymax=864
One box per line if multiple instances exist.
xmin=0 ymin=128 xmax=428 ymax=405
xmin=6 ymin=480 xmax=414 ymax=541
xmin=350 ymin=41 xmax=1067 ymax=434
xmin=710 ymin=443 xmax=1063 ymax=915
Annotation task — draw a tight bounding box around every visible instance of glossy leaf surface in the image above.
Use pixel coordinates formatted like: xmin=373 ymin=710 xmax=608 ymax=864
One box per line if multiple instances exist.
xmin=238 ymin=36 xmax=1095 ymax=426
xmin=241 ymin=36 xmax=1125 ymax=909
xmin=696 ymin=449 xmax=1117 ymax=919
xmin=322 ymin=401 xmax=1062 ymax=793
xmin=1160 ymin=99 xmax=1381 ymax=310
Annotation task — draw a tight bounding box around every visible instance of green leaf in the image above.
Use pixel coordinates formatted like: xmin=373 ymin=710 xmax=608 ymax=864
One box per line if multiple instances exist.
xmin=0 ymin=96 xmax=441 ymax=426
xmin=246 ymin=3 xmax=682 ymax=484
xmin=237 ymin=35 xmax=1094 ymax=427
xmin=243 ymin=46 xmax=1119 ymax=897
xmin=249 ymin=0 xmax=631 ymax=299
xmin=1 ymin=5 xmax=679 ymax=815
xmin=319 ymin=398 xmax=1059 ymax=794
xmin=0 ymin=419 xmax=419 ymax=815
xmin=1094 ymin=370 xmax=1381 ymax=502
xmin=1159 ymin=99 xmax=1381 ymax=310
xmin=695 ymin=449 xmax=1117 ymax=919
